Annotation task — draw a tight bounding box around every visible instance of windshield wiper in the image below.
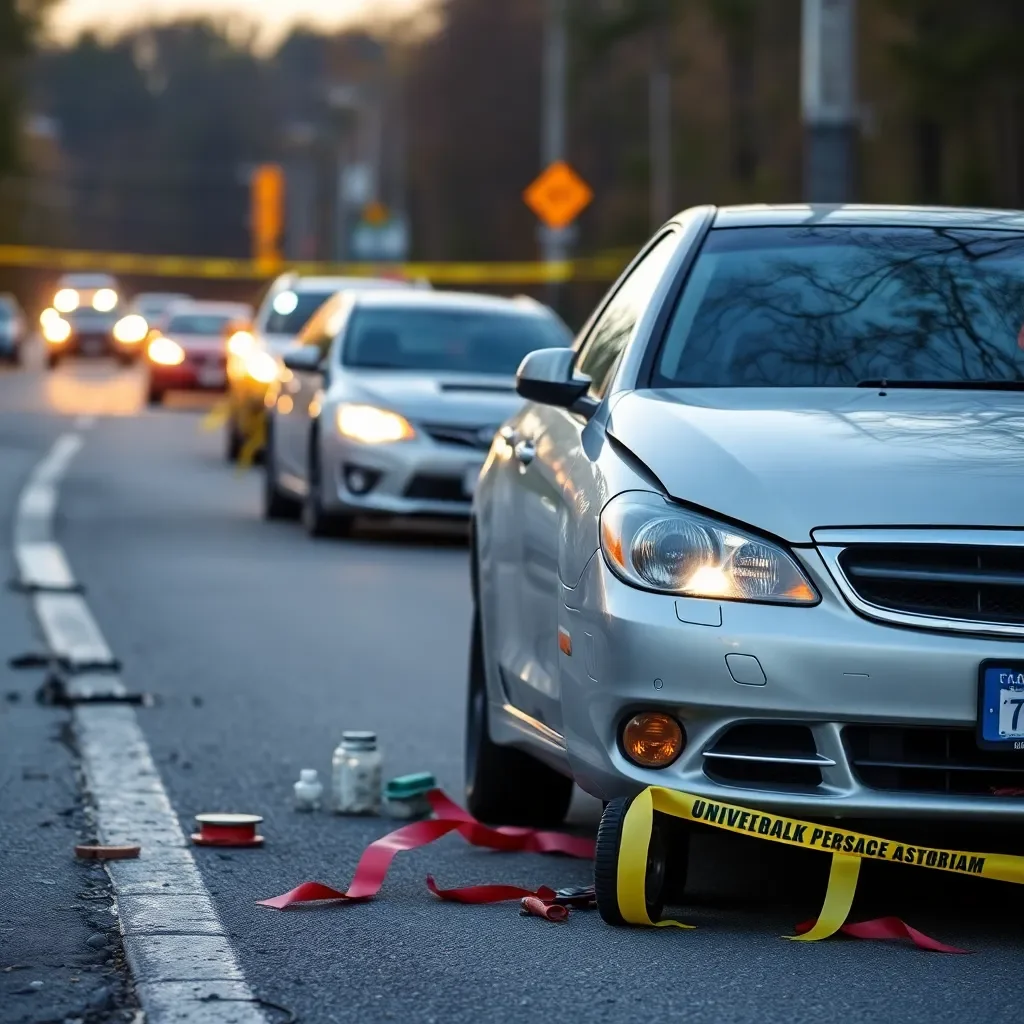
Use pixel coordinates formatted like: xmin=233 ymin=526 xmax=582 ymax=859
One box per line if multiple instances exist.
xmin=856 ymin=379 xmax=1024 ymax=391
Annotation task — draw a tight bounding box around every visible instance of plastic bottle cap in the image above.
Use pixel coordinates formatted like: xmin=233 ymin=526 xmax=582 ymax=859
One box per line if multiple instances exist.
xmin=342 ymin=730 xmax=377 ymax=749
xmin=299 ymin=769 xmax=318 ymax=782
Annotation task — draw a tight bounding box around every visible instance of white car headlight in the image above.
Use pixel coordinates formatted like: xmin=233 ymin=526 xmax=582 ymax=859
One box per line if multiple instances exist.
xmin=92 ymin=288 xmax=118 ymax=312
xmin=600 ymin=492 xmax=818 ymax=604
xmin=147 ymin=336 xmax=185 ymax=366
xmin=336 ymin=403 xmax=416 ymax=444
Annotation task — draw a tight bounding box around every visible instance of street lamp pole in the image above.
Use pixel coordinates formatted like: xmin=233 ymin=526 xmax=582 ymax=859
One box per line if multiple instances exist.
xmin=541 ymin=0 xmax=568 ymax=307
xmin=802 ymin=0 xmax=858 ymax=202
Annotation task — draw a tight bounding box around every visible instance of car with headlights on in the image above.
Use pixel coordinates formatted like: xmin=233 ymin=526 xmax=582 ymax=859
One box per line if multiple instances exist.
xmin=467 ymin=204 xmax=1024 ymax=918
xmin=41 ymin=273 xmax=122 ymax=367
xmin=263 ymin=290 xmax=572 ymax=535
xmin=223 ymin=273 xmax=416 ymax=462
xmin=113 ymin=292 xmax=191 ymax=362
xmin=145 ymin=300 xmax=253 ymax=404
xmin=0 ymin=293 xmax=26 ymax=365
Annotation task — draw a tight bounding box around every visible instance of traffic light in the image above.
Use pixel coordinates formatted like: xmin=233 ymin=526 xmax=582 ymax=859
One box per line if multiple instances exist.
xmin=251 ymin=164 xmax=284 ymax=269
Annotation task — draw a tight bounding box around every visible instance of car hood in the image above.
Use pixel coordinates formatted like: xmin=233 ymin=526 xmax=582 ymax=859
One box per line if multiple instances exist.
xmin=337 ymin=369 xmax=523 ymax=427
xmin=608 ymin=388 xmax=1024 ymax=542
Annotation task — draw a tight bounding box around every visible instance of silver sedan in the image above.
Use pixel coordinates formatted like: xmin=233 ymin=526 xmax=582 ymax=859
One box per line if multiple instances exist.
xmin=262 ymin=289 xmax=572 ymax=534
xmin=468 ymin=204 xmax=1024 ymax=905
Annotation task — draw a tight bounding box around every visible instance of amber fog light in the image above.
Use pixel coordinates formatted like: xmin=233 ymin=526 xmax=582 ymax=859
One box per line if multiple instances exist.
xmin=621 ymin=712 xmax=685 ymax=768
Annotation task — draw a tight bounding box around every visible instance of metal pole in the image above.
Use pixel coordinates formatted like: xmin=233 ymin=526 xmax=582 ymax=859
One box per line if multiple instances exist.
xmin=542 ymin=0 xmax=568 ymax=309
xmin=802 ymin=0 xmax=858 ymax=203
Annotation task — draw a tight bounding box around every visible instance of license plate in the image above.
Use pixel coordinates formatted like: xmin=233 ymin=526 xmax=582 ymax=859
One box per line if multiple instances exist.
xmin=977 ymin=661 xmax=1024 ymax=750
xmin=198 ymin=366 xmax=225 ymax=387
xmin=462 ymin=464 xmax=483 ymax=497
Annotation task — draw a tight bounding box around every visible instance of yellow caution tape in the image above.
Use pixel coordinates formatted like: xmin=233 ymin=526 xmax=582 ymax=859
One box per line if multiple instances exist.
xmin=619 ymin=787 xmax=1024 ymax=939
xmin=0 ymin=243 xmax=627 ymax=284
xmin=201 ymin=402 xmax=230 ymax=432
xmin=236 ymin=410 xmax=266 ymax=472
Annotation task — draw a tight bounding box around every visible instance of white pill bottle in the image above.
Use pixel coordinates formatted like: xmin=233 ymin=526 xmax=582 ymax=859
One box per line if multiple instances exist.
xmin=332 ymin=731 xmax=383 ymax=815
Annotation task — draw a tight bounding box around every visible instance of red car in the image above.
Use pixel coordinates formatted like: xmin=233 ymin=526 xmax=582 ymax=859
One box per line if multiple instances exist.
xmin=145 ymin=301 xmax=253 ymax=405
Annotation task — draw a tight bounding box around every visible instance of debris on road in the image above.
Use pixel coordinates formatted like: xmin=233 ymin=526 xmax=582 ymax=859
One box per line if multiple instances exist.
xmin=191 ymin=812 xmax=264 ymax=847
xmin=331 ymin=730 xmax=382 ymax=815
xmin=74 ymin=844 xmax=141 ymax=860
xmin=383 ymin=772 xmax=436 ymax=819
xmin=293 ymin=769 xmax=323 ymax=811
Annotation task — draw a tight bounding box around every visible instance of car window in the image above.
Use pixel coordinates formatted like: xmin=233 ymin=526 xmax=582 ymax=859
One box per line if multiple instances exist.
xmin=575 ymin=232 xmax=678 ymax=398
xmin=166 ymin=314 xmax=233 ymax=335
xmin=260 ymin=289 xmax=334 ymax=336
xmin=340 ymin=307 xmax=572 ymax=374
xmin=653 ymin=225 xmax=1024 ymax=387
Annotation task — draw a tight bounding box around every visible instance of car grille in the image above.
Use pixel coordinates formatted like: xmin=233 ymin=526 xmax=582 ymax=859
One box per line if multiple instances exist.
xmin=845 ymin=725 xmax=1024 ymax=796
xmin=702 ymin=723 xmax=827 ymax=788
xmin=404 ymin=474 xmax=468 ymax=502
xmin=422 ymin=423 xmax=496 ymax=450
xmin=837 ymin=544 xmax=1024 ymax=626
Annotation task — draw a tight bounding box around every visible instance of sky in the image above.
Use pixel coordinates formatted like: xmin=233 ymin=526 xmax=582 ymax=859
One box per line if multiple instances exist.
xmin=49 ymin=0 xmax=428 ymax=45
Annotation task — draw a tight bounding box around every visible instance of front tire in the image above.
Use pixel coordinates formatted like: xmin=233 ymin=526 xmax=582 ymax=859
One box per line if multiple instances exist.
xmin=146 ymin=385 xmax=164 ymax=406
xmin=262 ymin=423 xmax=300 ymax=520
xmin=464 ymin=604 xmax=573 ymax=826
xmin=46 ymin=352 xmax=60 ymax=370
xmin=302 ymin=442 xmax=353 ymax=538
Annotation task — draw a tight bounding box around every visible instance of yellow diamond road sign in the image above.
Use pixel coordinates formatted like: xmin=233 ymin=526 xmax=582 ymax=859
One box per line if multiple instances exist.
xmin=523 ymin=161 xmax=593 ymax=231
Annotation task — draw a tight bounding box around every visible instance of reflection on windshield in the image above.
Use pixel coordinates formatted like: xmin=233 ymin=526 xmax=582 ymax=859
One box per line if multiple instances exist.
xmin=655 ymin=226 xmax=1024 ymax=387
xmin=342 ymin=308 xmax=571 ymax=374
xmin=261 ymin=291 xmax=333 ymax=336
xmin=167 ymin=315 xmax=232 ymax=335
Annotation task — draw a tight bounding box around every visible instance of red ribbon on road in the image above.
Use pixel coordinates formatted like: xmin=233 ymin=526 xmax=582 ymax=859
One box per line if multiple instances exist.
xmin=257 ymin=789 xmax=593 ymax=911
xmin=796 ymin=916 xmax=969 ymax=954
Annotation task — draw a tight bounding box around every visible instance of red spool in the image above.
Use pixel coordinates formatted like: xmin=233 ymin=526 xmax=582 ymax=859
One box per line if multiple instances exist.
xmin=191 ymin=813 xmax=264 ymax=848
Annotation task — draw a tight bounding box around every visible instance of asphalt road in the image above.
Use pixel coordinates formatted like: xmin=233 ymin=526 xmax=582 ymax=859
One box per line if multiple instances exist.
xmin=1 ymin=350 xmax=1021 ymax=1024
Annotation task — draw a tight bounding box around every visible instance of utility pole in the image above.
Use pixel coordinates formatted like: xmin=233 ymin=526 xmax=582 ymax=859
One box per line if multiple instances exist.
xmin=801 ymin=0 xmax=858 ymax=203
xmin=542 ymin=0 xmax=568 ymax=309
xmin=649 ymin=0 xmax=672 ymax=229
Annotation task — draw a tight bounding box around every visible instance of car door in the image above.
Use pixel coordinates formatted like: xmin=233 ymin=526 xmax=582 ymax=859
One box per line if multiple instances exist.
xmin=276 ymin=299 xmax=340 ymax=480
xmin=496 ymin=231 xmax=681 ymax=734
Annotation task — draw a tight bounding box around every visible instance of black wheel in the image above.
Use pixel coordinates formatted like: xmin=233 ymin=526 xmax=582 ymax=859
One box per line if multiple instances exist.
xmin=301 ymin=441 xmax=353 ymax=538
xmin=146 ymin=386 xmax=164 ymax=406
xmin=262 ymin=423 xmax=300 ymax=520
xmin=225 ymin=417 xmax=242 ymax=462
xmin=46 ymin=352 xmax=60 ymax=370
xmin=464 ymin=603 xmax=574 ymax=826
xmin=594 ymin=796 xmax=690 ymax=926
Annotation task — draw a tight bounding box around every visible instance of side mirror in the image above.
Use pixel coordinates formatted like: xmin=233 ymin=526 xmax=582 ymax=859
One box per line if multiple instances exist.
xmin=515 ymin=347 xmax=595 ymax=415
xmin=282 ymin=347 xmax=325 ymax=373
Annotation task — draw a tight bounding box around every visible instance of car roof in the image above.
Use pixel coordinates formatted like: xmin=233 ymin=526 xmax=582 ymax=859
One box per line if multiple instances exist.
xmin=708 ymin=203 xmax=1024 ymax=231
xmin=167 ymin=300 xmax=252 ymax=318
xmin=58 ymin=273 xmax=117 ymax=287
xmin=289 ymin=276 xmax=409 ymax=293
xmin=350 ymin=289 xmax=551 ymax=315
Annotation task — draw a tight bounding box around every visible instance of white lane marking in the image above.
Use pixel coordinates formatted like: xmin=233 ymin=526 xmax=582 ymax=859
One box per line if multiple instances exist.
xmin=14 ymin=433 xmax=268 ymax=1024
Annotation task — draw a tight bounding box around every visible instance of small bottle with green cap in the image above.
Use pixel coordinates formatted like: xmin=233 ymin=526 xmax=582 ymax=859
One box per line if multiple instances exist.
xmin=383 ymin=772 xmax=437 ymax=819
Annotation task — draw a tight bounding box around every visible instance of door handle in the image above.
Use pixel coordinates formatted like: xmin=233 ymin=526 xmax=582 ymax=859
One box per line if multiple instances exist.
xmin=513 ymin=439 xmax=536 ymax=466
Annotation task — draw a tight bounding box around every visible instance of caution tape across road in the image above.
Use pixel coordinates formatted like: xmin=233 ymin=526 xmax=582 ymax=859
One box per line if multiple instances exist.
xmin=0 ymin=243 xmax=630 ymax=284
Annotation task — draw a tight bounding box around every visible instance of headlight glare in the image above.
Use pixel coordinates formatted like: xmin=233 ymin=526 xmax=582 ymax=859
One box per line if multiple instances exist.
xmin=92 ymin=288 xmax=118 ymax=312
xmin=600 ymin=492 xmax=817 ymax=604
xmin=53 ymin=288 xmax=79 ymax=313
xmin=336 ymin=404 xmax=416 ymax=444
xmin=245 ymin=349 xmax=279 ymax=384
xmin=42 ymin=316 xmax=72 ymax=343
xmin=147 ymin=336 xmax=185 ymax=366
xmin=113 ymin=314 xmax=148 ymax=343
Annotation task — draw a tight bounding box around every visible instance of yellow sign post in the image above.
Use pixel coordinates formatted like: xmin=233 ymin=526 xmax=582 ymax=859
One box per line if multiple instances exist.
xmin=250 ymin=164 xmax=285 ymax=273
xmin=523 ymin=160 xmax=593 ymax=230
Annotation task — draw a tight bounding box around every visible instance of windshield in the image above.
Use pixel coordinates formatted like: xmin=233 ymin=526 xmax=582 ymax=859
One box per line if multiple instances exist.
xmin=341 ymin=307 xmax=572 ymax=374
xmin=166 ymin=313 xmax=233 ymax=335
xmin=260 ymin=290 xmax=332 ymax=336
xmin=653 ymin=226 xmax=1024 ymax=388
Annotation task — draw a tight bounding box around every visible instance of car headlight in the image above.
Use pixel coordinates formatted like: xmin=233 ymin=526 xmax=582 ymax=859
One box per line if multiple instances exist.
xmin=600 ymin=492 xmax=818 ymax=604
xmin=42 ymin=316 xmax=71 ymax=343
xmin=336 ymin=404 xmax=416 ymax=444
xmin=92 ymin=288 xmax=118 ymax=312
xmin=227 ymin=330 xmax=254 ymax=357
xmin=147 ymin=336 xmax=185 ymax=366
xmin=53 ymin=288 xmax=79 ymax=313
xmin=113 ymin=314 xmax=149 ymax=343
xmin=245 ymin=349 xmax=279 ymax=384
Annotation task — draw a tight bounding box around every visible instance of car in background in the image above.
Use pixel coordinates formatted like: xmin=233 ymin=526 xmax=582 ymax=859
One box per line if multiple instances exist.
xmin=145 ymin=300 xmax=253 ymax=405
xmin=468 ymin=203 xmax=1024 ymax=921
xmin=262 ymin=290 xmax=572 ymax=536
xmin=112 ymin=292 xmax=191 ymax=362
xmin=41 ymin=273 xmax=123 ymax=367
xmin=223 ymin=273 xmax=420 ymax=462
xmin=0 ymin=293 xmax=26 ymax=364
